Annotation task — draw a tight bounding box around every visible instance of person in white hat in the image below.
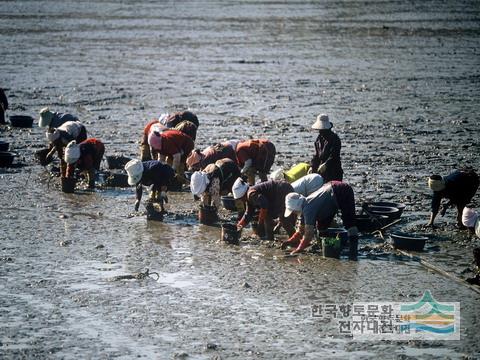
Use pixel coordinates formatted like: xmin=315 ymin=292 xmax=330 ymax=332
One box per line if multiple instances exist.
xmin=310 ymin=114 xmax=343 ymax=182
xmin=190 ymin=158 xmax=240 ymax=209
xmin=38 ymin=107 xmax=79 ymax=129
xmin=44 ymin=121 xmax=87 ymax=176
xmin=64 ymin=138 xmax=105 ymax=189
xmin=233 ymin=177 xmax=296 ymax=240
xmin=462 ymin=207 xmax=480 ymax=238
xmin=427 ymin=169 xmax=479 ymax=228
xmin=124 ymin=159 xmax=175 ymax=212
xmin=186 ymin=141 xmax=238 ymax=172
xmin=283 ymin=181 xmax=358 ymax=260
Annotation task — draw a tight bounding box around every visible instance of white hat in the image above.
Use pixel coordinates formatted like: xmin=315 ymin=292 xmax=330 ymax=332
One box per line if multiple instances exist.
xmin=39 ymin=107 xmax=54 ymax=128
xmin=124 ymin=159 xmax=144 ymax=186
xmin=46 ymin=130 xmax=60 ymax=142
xmin=232 ymin=177 xmax=249 ymax=199
xmin=269 ymin=168 xmax=285 ymax=181
xmin=462 ymin=207 xmax=479 ymax=228
xmin=428 ymin=175 xmax=445 ymax=192
xmin=284 ymin=192 xmax=306 ymax=217
xmin=190 ymin=171 xmax=209 ymax=196
xmin=311 ymin=114 xmax=332 ymax=130
xmin=64 ymin=140 xmax=81 ymax=164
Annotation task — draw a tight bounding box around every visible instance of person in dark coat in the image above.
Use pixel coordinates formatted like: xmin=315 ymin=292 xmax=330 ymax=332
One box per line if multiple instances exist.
xmin=427 ymin=169 xmax=479 ymax=228
xmin=125 ymin=159 xmax=176 ymax=212
xmin=310 ymin=114 xmax=343 ymax=182
xmin=0 ymin=88 xmax=8 ymax=124
xmin=232 ymin=178 xmax=296 ymax=241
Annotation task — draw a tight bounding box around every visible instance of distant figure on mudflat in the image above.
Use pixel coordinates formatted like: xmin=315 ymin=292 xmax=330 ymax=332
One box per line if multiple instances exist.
xmin=310 ymin=114 xmax=343 ymax=182
xmin=0 ymin=88 xmax=8 ymax=124
xmin=427 ymin=168 xmax=479 ymax=228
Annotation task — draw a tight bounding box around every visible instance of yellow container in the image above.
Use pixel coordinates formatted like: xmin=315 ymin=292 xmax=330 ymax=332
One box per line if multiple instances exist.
xmin=284 ymin=162 xmax=310 ymax=183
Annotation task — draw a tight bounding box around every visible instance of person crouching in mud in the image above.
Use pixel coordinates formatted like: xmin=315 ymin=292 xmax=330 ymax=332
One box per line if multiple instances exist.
xmin=282 ymin=181 xmax=359 ymax=260
xmin=148 ymin=128 xmax=194 ymax=184
xmin=38 ymin=107 xmax=79 ymax=129
xmin=64 ymin=139 xmax=105 ymax=189
xmin=186 ymin=141 xmax=238 ymax=172
xmin=232 ymin=177 xmax=296 ymax=241
xmin=45 ymin=121 xmax=87 ymax=177
xmin=190 ymin=158 xmax=240 ymax=209
xmin=124 ymin=159 xmax=176 ymax=212
xmin=235 ymin=139 xmax=276 ymax=185
xmin=427 ymin=168 xmax=479 ymax=228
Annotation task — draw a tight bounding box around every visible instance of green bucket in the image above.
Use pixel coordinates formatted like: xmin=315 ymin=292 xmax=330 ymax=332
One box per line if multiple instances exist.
xmin=322 ymin=236 xmax=341 ymax=259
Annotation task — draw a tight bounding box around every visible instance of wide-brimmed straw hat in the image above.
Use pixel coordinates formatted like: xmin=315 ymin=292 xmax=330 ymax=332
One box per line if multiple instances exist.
xmin=311 ymin=114 xmax=332 ymax=130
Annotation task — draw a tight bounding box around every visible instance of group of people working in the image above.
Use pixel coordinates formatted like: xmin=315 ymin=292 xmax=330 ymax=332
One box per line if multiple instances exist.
xmin=35 ymin=106 xmax=480 ymax=259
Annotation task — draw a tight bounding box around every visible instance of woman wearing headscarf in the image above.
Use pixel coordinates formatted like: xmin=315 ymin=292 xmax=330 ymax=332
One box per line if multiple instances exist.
xmin=190 ymin=158 xmax=240 ymax=209
xmin=45 ymin=121 xmax=87 ymax=176
xmin=64 ymin=138 xmax=105 ymax=189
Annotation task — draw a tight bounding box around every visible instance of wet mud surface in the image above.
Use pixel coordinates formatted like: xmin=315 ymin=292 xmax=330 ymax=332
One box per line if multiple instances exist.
xmin=1 ymin=0 xmax=480 ymax=358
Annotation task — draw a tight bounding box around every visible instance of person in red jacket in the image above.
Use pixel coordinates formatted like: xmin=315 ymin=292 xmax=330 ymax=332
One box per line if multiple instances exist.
xmin=140 ymin=118 xmax=168 ymax=161
xmin=186 ymin=141 xmax=238 ymax=171
xmin=235 ymin=139 xmax=276 ymax=185
xmin=64 ymin=138 xmax=105 ymax=188
xmin=140 ymin=114 xmax=198 ymax=160
xmin=148 ymin=129 xmax=194 ymax=180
